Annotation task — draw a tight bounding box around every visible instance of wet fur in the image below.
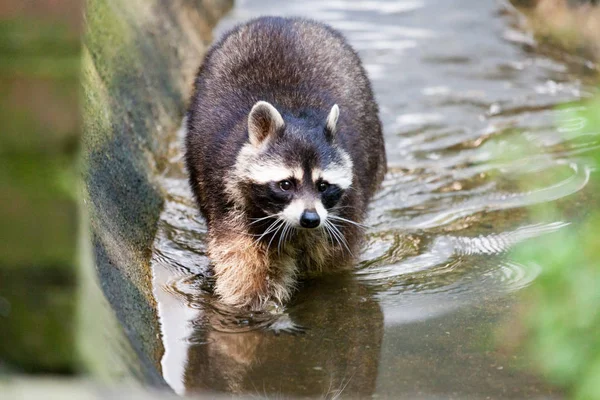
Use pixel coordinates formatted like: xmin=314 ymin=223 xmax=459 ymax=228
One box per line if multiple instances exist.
xmin=185 ymin=17 xmax=386 ymax=309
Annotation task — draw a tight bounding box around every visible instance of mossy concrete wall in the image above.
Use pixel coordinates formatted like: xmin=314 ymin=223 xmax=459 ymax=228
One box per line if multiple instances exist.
xmin=82 ymin=0 xmax=232 ymax=383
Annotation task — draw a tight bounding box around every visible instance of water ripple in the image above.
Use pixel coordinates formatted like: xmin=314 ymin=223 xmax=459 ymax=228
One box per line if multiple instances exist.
xmin=148 ymin=0 xmax=600 ymax=397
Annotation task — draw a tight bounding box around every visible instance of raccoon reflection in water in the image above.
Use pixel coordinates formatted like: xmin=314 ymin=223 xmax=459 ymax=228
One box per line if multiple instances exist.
xmin=154 ymin=270 xmax=384 ymax=397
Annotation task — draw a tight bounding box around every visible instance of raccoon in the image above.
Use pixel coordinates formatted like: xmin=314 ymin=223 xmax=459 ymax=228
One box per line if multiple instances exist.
xmin=185 ymin=17 xmax=386 ymax=309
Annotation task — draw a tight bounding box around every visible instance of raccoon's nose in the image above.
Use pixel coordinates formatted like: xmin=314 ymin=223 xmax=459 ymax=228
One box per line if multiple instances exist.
xmin=300 ymin=210 xmax=320 ymax=229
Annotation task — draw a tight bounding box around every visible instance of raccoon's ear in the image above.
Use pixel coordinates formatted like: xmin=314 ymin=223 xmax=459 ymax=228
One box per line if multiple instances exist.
xmin=248 ymin=101 xmax=285 ymax=147
xmin=324 ymin=104 xmax=339 ymax=141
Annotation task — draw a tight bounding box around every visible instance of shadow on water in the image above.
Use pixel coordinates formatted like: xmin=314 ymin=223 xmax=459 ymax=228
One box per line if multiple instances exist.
xmin=148 ymin=0 xmax=600 ymax=397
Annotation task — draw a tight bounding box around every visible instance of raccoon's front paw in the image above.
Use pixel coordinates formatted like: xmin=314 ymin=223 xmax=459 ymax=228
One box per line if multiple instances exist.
xmin=213 ymin=266 xmax=296 ymax=310
xmin=214 ymin=279 xmax=295 ymax=311
xmin=210 ymin=236 xmax=297 ymax=309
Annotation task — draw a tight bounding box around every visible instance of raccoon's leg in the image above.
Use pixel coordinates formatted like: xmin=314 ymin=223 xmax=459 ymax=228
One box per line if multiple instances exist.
xmin=207 ymin=228 xmax=298 ymax=309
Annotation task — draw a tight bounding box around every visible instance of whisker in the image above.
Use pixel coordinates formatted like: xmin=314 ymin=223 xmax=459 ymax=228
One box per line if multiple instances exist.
xmin=321 ymin=224 xmax=334 ymax=246
xmin=325 ymin=220 xmax=343 ymax=251
xmin=278 ymin=222 xmax=290 ymax=255
xmin=266 ymin=219 xmax=285 ymax=253
xmin=249 ymin=214 xmax=277 ymax=225
xmin=328 ymin=215 xmax=369 ymax=229
xmin=327 ymin=220 xmax=353 ymax=257
xmin=332 ymin=205 xmax=361 ymax=212
xmin=253 ymin=218 xmax=282 ymax=245
xmin=285 ymin=223 xmax=295 ymax=246
xmin=320 ymin=221 xmax=334 ymax=244
xmin=330 ymin=223 xmax=350 ymax=256
xmin=330 ymin=370 xmax=356 ymax=400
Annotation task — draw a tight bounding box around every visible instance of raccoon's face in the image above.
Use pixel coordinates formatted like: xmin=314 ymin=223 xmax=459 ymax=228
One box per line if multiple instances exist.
xmin=228 ymin=101 xmax=353 ymax=230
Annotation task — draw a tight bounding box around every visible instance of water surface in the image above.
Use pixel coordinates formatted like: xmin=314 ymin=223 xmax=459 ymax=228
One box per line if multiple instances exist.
xmin=151 ymin=0 xmax=599 ymax=397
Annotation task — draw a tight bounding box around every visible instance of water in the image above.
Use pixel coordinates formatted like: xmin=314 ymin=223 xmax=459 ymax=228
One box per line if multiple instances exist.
xmin=151 ymin=0 xmax=599 ymax=397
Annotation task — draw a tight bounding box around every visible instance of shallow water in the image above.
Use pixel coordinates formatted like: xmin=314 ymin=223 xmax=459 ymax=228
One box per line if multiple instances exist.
xmin=151 ymin=0 xmax=599 ymax=398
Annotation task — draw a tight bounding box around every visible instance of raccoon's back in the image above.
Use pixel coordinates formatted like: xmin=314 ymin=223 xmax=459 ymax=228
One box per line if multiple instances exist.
xmin=197 ymin=17 xmax=372 ymax=110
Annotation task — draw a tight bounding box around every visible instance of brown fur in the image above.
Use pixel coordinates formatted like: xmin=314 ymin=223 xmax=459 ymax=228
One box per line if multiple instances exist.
xmin=208 ymin=213 xmax=297 ymax=308
xmin=209 ymin=210 xmax=359 ymax=308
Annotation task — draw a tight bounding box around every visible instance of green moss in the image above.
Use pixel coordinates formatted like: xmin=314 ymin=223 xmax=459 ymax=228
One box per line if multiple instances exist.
xmin=80 ymin=49 xmax=113 ymax=153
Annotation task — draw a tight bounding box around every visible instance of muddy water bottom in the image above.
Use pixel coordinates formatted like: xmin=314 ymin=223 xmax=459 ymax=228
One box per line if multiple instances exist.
xmin=150 ymin=0 xmax=599 ymax=398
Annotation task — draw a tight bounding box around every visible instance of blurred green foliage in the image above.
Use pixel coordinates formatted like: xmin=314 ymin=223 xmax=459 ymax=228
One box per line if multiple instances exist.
xmin=0 ymin=14 xmax=80 ymax=372
xmin=0 ymin=19 xmax=80 ymax=78
xmin=515 ymin=97 xmax=600 ymax=400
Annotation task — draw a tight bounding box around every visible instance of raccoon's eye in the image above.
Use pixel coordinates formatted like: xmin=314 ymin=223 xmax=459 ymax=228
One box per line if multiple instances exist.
xmin=317 ymin=181 xmax=329 ymax=192
xmin=279 ymin=180 xmax=293 ymax=191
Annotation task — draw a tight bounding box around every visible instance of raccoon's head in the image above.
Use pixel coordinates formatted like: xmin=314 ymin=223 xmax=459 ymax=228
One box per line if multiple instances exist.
xmin=227 ymin=100 xmax=353 ymax=231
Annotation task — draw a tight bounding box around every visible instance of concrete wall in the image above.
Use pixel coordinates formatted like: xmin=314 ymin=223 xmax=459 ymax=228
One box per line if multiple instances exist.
xmin=82 ymin=0 xmax=233 ymax=383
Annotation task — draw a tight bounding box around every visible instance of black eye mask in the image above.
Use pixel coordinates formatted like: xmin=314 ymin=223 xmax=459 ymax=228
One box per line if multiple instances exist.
xmin=321 ymin=185 xmax=344 ymax=209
